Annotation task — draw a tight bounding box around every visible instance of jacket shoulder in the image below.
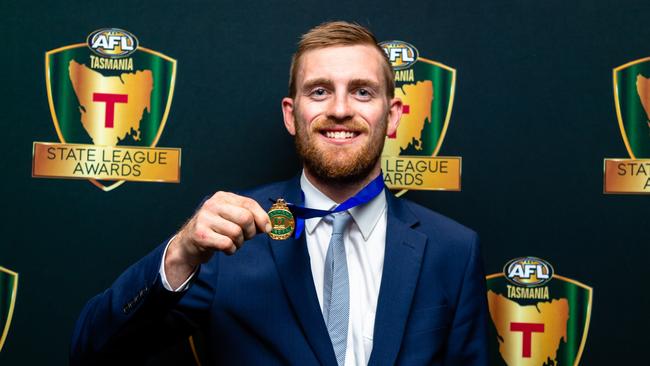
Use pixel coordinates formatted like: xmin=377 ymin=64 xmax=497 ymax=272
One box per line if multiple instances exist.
xmin=399 ymin=197 xmax=478 ymax=246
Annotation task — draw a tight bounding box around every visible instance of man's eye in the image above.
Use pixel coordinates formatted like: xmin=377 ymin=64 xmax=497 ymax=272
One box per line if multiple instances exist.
xmin=355 ymin=88 xmax=372 ymax=98
xmin=311 ymin=88 xmax=327 ymax=96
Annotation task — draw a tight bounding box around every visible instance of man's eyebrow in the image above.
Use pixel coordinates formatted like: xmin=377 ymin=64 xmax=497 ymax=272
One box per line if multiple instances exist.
xmin=348 ymin=78 xmax=381 ymax=91
xmin=301 ymin=78 xmax=334 ymax=92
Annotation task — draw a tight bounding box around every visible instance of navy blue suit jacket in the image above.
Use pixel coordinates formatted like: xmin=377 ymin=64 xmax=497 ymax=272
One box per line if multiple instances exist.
xmin=71 ymin=176 xmax=488 ymax=365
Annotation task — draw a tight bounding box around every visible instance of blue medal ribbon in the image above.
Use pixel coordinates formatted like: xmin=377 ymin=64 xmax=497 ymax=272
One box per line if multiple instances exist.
xmin=273 ymin=173 xmax=385 ymax=238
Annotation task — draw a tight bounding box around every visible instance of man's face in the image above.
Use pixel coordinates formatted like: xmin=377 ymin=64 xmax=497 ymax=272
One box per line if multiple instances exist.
xmin=282 ymin=44 xmax=402 ymax=185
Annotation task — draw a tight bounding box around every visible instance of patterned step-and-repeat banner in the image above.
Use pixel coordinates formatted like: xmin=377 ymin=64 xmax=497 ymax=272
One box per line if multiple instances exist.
xmin=3 ymin=2 xmax=650 ymax=365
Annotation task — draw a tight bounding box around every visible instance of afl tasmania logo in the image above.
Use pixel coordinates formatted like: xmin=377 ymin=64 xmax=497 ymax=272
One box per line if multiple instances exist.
xmin=378 ymin=39 xmax=460 ymax=193
xmin=486 ymin=257 xmax=592 ymax=365
xmin=503 ymin=256 xmax=554 ymax=287
xmin=34 ymin=28 xmax=180 ymax=191
xmin=86 ymin=28 xmax=138 ymax=58
xmin=379 ymin=40 xmax=419 ymax=70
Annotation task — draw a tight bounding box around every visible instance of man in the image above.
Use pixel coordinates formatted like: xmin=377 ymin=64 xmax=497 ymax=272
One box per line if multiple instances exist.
xmin=71 ymin=21 xmax=488 ymax=365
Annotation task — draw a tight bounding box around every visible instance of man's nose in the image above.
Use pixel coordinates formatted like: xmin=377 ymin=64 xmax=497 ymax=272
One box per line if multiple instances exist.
xmin=327 ymin=93 xmax=353 ymax=121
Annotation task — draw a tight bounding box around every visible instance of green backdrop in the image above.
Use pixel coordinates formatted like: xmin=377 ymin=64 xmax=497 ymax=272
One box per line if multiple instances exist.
xmin=2 ymin=0 xmax=649 ymax=364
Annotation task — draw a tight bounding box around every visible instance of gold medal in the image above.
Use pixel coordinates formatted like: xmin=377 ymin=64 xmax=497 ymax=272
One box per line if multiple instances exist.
xmin=267 ymin=199 xmax=295 ymax=240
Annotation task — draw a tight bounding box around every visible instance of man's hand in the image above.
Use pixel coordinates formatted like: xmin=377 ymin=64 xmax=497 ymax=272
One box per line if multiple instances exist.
xmin=164 ymin=191 xmax=272 ymax=289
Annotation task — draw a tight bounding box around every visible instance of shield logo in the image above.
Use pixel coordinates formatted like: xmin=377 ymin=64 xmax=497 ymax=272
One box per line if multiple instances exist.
xmin=0 ymin=267 xmax=18 ymax=352
xmin=486 ymin=259 xmax=592 ymax=366
xmin=379 ymin=41 xmax=457 ymax=195
xmin=613 ymin=57 xmax=650 ymax=159
xmin=45 ymin=37 xmax=176 ymax=191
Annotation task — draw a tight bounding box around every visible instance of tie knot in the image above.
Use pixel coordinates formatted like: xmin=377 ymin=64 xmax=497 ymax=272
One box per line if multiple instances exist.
xmin=330 ymin=211 xmax=352 ymax=236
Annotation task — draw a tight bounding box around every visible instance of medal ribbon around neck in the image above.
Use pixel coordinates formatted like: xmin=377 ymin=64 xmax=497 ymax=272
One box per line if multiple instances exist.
xmin=268 ymin=173 xmax=385 ymax=240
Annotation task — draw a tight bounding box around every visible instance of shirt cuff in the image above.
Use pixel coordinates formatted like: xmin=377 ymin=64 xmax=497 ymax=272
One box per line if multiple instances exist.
xmin=159 ymin=235 xmax=198 ymax=292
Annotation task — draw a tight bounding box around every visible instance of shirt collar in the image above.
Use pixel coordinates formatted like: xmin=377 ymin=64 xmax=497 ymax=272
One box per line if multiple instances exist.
xmin=300 ymin=171 xmax=386 ymax=240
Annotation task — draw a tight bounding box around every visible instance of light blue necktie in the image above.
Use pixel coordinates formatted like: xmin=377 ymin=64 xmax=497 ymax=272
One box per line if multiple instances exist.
xmin=323 ymin=211 xmax=352 ymax=366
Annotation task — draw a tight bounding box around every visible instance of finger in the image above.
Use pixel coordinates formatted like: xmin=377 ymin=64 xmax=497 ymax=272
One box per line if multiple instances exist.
xmin=199 ymin=229 xmax=237 ymax=255
xmin=215 ymin=204 xmax=258 ymax=240
xmin=208 ymin=215 xmax=245 ymax=248
xmin=239 ymin=197 xmax=272 ymax=233
xmin=213 ymin=233 xmax=237 ymax=255
xmin=203 ymin=192 xmax=271 ymax=234
xmin=223 ymin=194 xmax=271 ymax=233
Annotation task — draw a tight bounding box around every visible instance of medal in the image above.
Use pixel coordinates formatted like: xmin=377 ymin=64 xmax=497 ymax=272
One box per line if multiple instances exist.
xmin=268 ymin=173 xmax=386 ymax=240
xmin=268 ymin=198 xmax=295 ymax=240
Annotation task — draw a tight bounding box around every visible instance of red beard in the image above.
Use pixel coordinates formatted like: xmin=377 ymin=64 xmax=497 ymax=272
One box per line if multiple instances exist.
xmin=294 ymin=114 xmax=387 ymax=185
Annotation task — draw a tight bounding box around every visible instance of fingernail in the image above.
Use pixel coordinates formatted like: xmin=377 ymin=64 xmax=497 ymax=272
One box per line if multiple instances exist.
xmin=265 ymin=223 xmax=272 ymax=233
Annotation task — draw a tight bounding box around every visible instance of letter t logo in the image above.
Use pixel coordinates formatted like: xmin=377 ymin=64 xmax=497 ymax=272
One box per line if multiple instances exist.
xmin=93 ymin=92 xmax=128 ymax=128
xmin=510 ymin=322 xmax=544 ymax=358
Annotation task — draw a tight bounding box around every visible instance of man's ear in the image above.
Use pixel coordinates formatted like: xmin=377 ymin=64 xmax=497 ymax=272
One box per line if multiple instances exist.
xmin=386 ymin=97 xmax=402 ymax=137
xmin=282 ymin=97 xmax=296 ymax=136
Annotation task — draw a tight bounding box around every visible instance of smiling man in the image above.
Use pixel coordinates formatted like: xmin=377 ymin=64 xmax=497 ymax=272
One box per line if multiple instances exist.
xmin=71 ymin=21 xmax=488 ymax=366
xmin=285 ymin=41 xmax=398 ymax=195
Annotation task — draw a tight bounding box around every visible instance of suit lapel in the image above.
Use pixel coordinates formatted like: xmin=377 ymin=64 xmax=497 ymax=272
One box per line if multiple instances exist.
xmin=268 ymin=178 xmax=338 ymax=366
xmin=368 ymin=192 xmax=427 ymax=366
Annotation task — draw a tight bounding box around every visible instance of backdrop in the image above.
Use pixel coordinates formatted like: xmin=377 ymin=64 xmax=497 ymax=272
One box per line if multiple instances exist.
xmin=2 ymin=0 xmax=649 ymax=364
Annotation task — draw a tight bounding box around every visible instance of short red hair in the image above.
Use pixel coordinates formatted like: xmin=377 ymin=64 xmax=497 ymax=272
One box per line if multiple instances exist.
xmin=288 ymin=21 xmax=395 ymax=98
